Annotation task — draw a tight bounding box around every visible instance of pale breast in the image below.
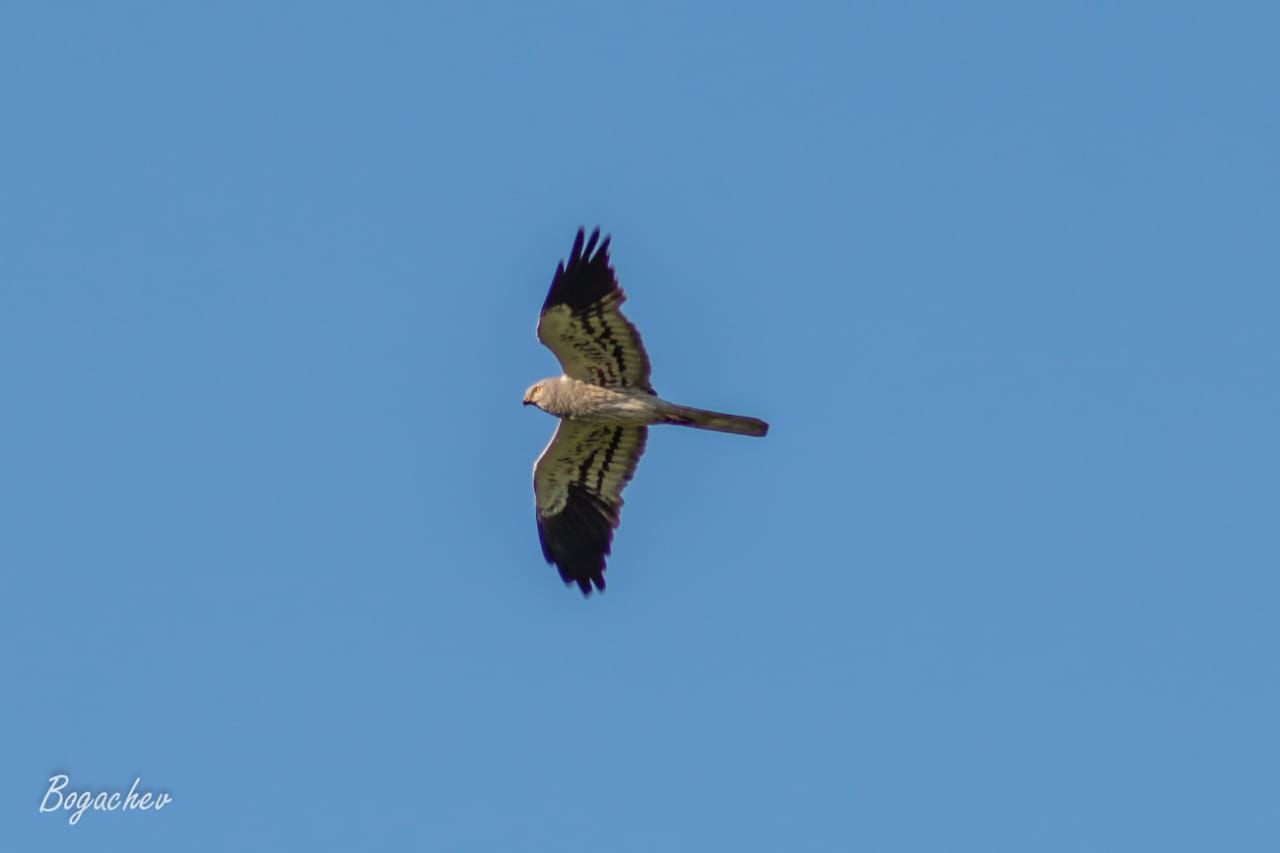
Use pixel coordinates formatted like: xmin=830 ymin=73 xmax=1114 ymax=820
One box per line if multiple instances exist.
xmin=555 ymin=381 xmax=662 ymax=425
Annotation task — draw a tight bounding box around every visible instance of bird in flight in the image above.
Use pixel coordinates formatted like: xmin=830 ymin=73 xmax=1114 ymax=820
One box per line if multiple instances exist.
xmin=524 ymin=227 xmax=768 ymax=595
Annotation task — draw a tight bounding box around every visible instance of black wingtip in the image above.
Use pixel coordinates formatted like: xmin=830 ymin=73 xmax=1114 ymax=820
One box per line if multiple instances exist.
xmin=542 ymin=226 xmax=618 ymax=314
xmin=560 ymin=565 xmax=606 ymax=596
xmin=572 ymin=226 xmax=605 ymax=260
xmin=571 ymin=574 xmax=605 ymax=596
xmin=539 ymin=484 xmax=616 ymax=597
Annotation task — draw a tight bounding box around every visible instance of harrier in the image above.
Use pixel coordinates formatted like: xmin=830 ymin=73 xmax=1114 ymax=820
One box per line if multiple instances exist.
xmin=524 ymin=228 xmax=768 ymax=595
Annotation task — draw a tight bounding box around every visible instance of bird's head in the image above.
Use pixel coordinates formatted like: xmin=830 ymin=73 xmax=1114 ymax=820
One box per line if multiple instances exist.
xmin=522 ymin=382 xmax=546 ymax=409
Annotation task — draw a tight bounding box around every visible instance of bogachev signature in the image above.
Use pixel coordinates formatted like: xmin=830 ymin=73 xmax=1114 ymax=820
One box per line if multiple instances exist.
xmin=39 ymin=774 xmax=172 ymax=825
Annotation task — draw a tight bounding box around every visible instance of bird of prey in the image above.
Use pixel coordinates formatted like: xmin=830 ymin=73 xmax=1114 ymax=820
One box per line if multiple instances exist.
xmin=524 ymin=227 xmax=768 ymax=595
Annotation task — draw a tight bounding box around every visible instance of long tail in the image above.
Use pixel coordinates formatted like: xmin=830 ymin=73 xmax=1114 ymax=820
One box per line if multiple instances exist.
xmin=660 ymin=402 xmax=769 ymax=437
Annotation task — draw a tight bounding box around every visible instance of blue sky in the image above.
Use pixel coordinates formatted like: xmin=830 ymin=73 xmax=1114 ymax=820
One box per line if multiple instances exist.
xmin=2 ymin=2 xmax=1277 ymax=850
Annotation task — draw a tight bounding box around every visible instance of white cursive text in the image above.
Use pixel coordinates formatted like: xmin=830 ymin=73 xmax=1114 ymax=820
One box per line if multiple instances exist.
xmin=39 ymin=774 xmax=172 ymax=826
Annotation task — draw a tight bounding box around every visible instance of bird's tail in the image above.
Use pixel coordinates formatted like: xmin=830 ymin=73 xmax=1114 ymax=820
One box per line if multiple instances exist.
xmin=660 ymin=403 xmax=769 ymax=437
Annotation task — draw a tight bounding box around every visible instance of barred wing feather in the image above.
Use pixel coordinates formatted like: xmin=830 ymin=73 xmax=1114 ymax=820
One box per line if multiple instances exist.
xmin=536 ymin=228 xmax=653 ymax=392
xmin=532 ymin=420 xmax=648 ymax=594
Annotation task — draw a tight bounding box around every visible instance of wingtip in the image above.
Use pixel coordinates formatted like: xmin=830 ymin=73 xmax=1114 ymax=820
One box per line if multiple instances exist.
xmin=542 ymin=225 xmax=621 ymax=314
xmin=583 ymin=226 xmax=601 ymax=259
xmin=571 ymin=575 xmax=605 ymax=596
xmin=570 ymin=226 xmax=609 ymax=257
xmin=560 ymin=568 xmax=606 ymax=597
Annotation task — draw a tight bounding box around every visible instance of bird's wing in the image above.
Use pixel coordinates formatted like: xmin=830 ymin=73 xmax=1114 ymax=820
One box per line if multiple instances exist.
xmin=533 ymin=419 xmax=648 ymax=594
xmin=537 ymin=228 xmax=654 ymax=391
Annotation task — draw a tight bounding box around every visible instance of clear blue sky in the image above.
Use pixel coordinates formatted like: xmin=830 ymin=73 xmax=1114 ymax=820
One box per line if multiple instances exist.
xmin=2 ymin=2 xmax=1277 ymax=850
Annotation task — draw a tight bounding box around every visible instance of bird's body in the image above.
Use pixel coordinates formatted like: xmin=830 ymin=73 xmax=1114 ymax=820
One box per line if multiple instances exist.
xmin=526 ymin=228 xmax=768 ymax=594
xmin=525 ymin=375 xmax=768 ymax=434
xmin=526 ymin=376 xmax=659 ymax=425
